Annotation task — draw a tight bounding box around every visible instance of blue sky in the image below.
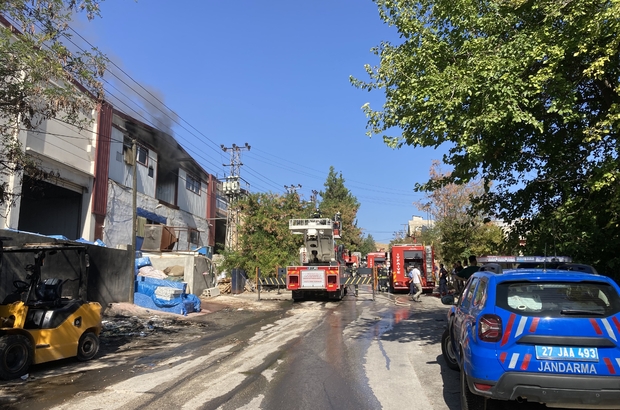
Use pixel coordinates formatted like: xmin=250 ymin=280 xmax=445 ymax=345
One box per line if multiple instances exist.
xmin=78 ymin=0 xmax=449 ymax=244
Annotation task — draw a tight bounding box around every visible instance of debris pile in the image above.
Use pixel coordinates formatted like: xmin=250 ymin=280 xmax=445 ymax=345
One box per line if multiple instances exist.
xmin=218 ymin=278 xmax=231 ymax=294
xmin=100 ymin=315 xmax=209 ymax=339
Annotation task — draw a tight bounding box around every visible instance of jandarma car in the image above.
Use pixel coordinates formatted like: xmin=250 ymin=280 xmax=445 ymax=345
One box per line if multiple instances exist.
xmin=441 ymin=260 xmax=620 ymax=410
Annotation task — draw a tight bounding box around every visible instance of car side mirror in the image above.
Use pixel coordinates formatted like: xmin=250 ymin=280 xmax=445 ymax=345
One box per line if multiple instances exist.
xmin=441 ymin=295 xmax=455 ymax=305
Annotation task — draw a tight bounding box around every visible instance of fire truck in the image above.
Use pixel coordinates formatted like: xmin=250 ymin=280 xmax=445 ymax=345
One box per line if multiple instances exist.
xmin=286 ymin=213 xmax=348 ymax=302
xmin=366 ymin=252 xmax=387 ymax=268
xmin=342 ymin=251 xmax=361 ymax=269
xmin=389 ymin=244 xmax=436 ymax=293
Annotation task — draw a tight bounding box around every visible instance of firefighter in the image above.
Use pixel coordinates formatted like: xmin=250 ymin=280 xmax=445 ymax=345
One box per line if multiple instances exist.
xmin=352 ymin=262 xmax=359 ymax=296
xmin=377 ymin=263 xmax=389 ymax=292
xmin=312 ymin=208 xmax=322 ymax=218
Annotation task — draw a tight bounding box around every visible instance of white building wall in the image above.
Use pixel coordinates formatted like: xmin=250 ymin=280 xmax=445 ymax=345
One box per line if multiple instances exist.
xmin=108 ymin=127 xmax=127 ymax=185
xmin=107 ymin=127 xmax=156 ymax=198
xmin=26 ymin=116 xmax=96 ymax=175
xmin=177 ymin=168 xmax=206 ymax=217
xmin=137 ymin=148 xmax=156 ymax=198
xmin=0 ymin=113 xmax=97 ymax=240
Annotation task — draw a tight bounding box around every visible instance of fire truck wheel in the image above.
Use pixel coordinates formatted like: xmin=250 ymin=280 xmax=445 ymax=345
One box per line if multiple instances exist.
xmin=0 ymin=334 xmax=32 ymax=380
xmin=441 ymin=328 xmax=459 ymax=371
xmin=77 ymin=331 xmax=99 ymax=361
xmin=292 ymin=290 xmax=304 ymax=303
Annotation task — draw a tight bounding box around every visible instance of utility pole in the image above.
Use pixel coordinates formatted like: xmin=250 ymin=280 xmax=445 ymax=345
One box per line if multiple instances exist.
xmin=284 ymin=184 xmax=302 ymax=194
xmin=221 ymin=143 xmax=251 ymax=251
xmin=130 ymin=139 xmax=137 ymax=304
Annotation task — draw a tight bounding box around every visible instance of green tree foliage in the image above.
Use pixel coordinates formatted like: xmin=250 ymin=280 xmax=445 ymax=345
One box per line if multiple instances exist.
xmin=318 ymin=166 xmax=362 ymax=252
xmin=221 ymin=192 xmax=311 ymax=278
xmin=352 ymin=0 xmax=620 ymax=271
xmin=415 ymin=161 xmax=506 ymax=265
xmin=0 ymin=0 xmax=106 ymax=206
xmin=359 ymin=234 xmax=377 ymax=256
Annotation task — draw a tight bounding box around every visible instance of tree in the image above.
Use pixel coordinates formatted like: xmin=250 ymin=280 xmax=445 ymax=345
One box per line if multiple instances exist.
xmin=359 ymin=234 xmax=377 ymax=256
xmin=415 ymin=161 xmax=506 ymax=265
xmin=318 ymin=166 xmax=362 ymax=252
xmin=352 ymin=0 xmax=620 ymax=271
xmin=221 ymin=192 xmax=311 ymax=278
xmin=0 ymin=1 xmax=106 ymax=207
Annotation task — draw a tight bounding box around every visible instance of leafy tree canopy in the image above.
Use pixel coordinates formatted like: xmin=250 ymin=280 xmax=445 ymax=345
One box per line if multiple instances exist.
xmin=0 ymin=0 xmax=106 ymax=206
xmin=415 ymin=161 xmax=506 ymax=265
xmin=318 ymin=166 xmax=362 ymax=252
xmin=359 ymin=234 xmax=377 ymax=256
xmin=223 ymin=168 xmax=365 ymax=276
xmin=221 ymin=192 xmax=311 ymax=278
xmin=352 ymin=0 xmax=620 ymax=271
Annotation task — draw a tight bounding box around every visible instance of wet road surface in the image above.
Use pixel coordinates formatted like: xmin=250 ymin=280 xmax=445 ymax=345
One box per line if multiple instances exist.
xmin=0 ymin=289 xmax=577 ymax=409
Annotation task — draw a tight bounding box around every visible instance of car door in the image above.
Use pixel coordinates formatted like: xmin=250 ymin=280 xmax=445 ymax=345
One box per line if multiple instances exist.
xmin=453 ymin=277 xmax=480 ymax=362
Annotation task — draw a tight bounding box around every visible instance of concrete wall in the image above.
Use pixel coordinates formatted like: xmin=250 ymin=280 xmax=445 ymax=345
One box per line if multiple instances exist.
xmin=144 ymin=253 xmax=216 ymax=296
xmin=0 ymin=229 xmax=132 ymax=308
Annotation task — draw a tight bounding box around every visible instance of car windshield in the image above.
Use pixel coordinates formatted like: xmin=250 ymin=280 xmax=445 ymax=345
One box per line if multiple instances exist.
xmin=496 ymin=281 xmax=620 ymax=317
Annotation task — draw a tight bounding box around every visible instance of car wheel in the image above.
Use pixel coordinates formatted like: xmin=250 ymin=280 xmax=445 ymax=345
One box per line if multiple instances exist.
xmin=0 ymin=335 xmax=32 ymax=380
xmin=77 ymin=332 xmax=99 ymax=361
xmin=441 ymin=328 xmax=459 ymax=371
xmin=460 ymin=365 xmax=487 ymax=410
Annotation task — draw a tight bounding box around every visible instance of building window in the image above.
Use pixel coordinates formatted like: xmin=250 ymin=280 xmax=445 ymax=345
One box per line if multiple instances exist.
xmin=148 ymin=166 xmax=154 ymax=178
xmin=189 ymin=229 xmax=200 ymax=245
xmin=186 ymin=174 xmax=201 ymax=195
xmin=216 ymin=197 xmax=227 ymax=211
xmin=137 ymin=145 xmax=148 ymax=165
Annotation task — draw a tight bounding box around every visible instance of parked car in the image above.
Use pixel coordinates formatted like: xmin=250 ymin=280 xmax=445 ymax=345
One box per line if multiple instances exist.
xmin=441 ymin=261 xmax=620 ymax=410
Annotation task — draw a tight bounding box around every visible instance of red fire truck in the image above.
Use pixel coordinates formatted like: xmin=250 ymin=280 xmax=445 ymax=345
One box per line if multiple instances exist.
xmin=366 ymin=252 xmax=387 ymax=268
xmin=286 ymin=213 xmax=348 ymax=302
xmin=389 ymin=244 xmax=436 ymax=293
xmin=342 ymin=251 xmax=361 ymax=269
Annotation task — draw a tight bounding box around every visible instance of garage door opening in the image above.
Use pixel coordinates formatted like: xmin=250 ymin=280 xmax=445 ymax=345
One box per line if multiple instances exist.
xmin=18 ymin=176 xmax=82 ymax=239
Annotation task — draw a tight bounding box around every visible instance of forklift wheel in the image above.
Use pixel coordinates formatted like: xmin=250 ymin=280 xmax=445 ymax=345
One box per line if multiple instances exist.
xmin=0 ymin=334 xmax=32 ymax=380
xmin=77 ymin=332 xmax=99 ymax=361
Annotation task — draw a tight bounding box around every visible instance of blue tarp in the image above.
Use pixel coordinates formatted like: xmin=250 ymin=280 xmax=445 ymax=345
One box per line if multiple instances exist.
xmin=133 ymin=292 xmax=200 ymax=316
xmin=75 ymin=238 xmax=107 ymax=247
xmin=137 ymin=207 xmax=167 ymax=225
xmin=135 ymin=257 xmax=153 ymax=274
xmin=135 ymin=276 xmax=187 ymax=294
xmin=133 ymin=271 xmax=199 ymax=315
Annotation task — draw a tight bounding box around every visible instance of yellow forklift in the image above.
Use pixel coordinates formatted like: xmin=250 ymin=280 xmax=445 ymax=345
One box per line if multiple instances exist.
xmin=0 ymin=240 xmax=102 ymax=380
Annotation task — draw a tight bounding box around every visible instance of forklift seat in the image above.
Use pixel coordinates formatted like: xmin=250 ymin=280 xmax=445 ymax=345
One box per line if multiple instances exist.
xmin=25 ymin=300 xmax=83 ymax=329
xmin=35 ymin=278 xmax=64 ymax=303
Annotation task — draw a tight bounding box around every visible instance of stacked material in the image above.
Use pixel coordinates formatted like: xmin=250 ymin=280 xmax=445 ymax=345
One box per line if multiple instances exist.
xmin=154 ymin=286 xmax=183 ymax=301
xmin=217 ymin=278 xmax=231 ymax=294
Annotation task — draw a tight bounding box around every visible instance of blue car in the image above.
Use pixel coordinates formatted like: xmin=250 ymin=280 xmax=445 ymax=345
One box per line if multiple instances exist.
xmin=441 ymin=261 xmax=620 ymax=410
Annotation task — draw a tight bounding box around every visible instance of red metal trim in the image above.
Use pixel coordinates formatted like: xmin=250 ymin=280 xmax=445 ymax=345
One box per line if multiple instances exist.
xmin=92 ymin=102 xmax=112 ymax=216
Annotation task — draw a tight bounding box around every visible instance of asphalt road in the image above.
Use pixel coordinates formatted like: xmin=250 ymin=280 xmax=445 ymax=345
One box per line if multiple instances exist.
xmin=0 ymin=288 xmax=573 ymax=409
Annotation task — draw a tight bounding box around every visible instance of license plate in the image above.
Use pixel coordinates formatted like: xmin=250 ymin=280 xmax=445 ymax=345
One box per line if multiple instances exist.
xmin=535 ymin=345 xmax=599 ymax=362
xmin=301 ymin=270 xmax=325 ymax=288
